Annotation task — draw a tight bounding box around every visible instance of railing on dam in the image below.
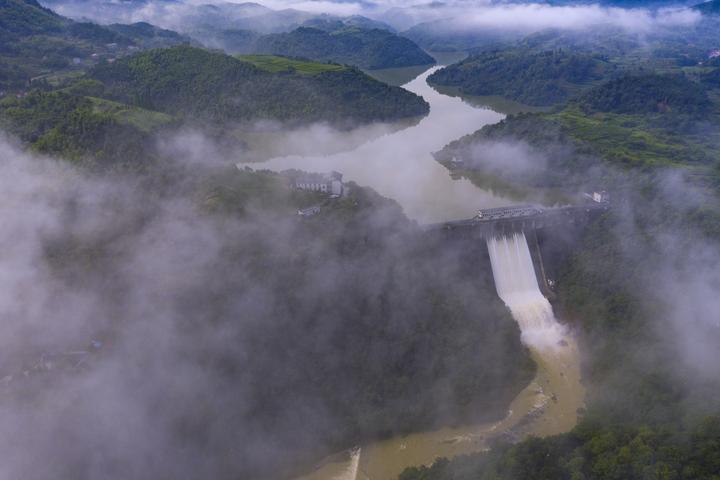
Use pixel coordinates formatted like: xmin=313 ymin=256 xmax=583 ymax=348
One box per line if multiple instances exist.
xmin=423 ymin=202 xmax=610 ymax=238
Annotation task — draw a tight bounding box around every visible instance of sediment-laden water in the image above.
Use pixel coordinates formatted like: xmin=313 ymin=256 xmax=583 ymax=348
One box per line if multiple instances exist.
xmin=239 ymin=68 xmax=510 ymax=224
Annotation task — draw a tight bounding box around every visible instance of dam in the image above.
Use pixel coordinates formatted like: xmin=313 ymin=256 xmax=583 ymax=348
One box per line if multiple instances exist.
xmin=424 ymin=201 xmax=609 ymax=239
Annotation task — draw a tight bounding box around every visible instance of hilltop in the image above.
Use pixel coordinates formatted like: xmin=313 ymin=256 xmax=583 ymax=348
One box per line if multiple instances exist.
xmin=0 ymin=0 xmax=191 ymax=90
xmin=84 ymin=47 xmax=429 ymax=125
xmin=428 ymin=49 xmax=616 ymax=106
xmin=253 ymin=26 xmax=435 ymax=70
xmin=579 ymin=73 xmax=711 ymax=115
xmin=0 ymin=47 xmax=430 ymax=169
xmin=434 ymin=69 xmax=720 ymax=195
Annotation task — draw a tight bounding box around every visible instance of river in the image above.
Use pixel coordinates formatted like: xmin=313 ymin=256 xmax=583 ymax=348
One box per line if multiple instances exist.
xmin=240 ymin=67 xmax=511 ymax=224
xmin=239 ymin=66 xmax=584 ymax=480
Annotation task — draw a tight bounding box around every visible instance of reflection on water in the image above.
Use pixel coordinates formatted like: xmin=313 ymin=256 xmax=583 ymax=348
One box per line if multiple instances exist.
xmin=239 ymin=67 xmax=512 ymax=224
xmin=431 ymin=85 xmax=549 ymax=116
xmin=365 ymin=51 xmax=467 ymax=86
xmin=366 ymin=64 xmax=434 ymax=87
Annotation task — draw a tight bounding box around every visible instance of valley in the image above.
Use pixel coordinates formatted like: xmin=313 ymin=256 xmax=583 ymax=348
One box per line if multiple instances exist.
xmin=1 ymin=1 xmax=720 ymax=480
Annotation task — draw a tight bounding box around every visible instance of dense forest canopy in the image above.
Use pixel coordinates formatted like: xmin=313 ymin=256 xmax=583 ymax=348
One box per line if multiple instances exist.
xmin=84 ymin=46 xmax=429 ymax=125
xmin=0 ymin=46 xmax=430 ymax=171
xmin=428 ymin=49 xmax=615 ymax=106
xmin=254 ymin=26 xmax=435 ymax=70
xmin=0 ymin=0 xmax=192 ymax=90
xmin=578 ymin=73 xmax=711 ymax=115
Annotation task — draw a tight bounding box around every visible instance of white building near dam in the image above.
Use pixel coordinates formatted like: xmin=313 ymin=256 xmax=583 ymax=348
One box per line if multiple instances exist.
xmin=292 ymin=171 xmax=344 ymax=196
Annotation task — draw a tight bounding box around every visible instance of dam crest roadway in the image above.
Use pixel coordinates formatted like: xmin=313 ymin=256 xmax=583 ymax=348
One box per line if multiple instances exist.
xmin=423 ymin=200 xmax=610 ymax=237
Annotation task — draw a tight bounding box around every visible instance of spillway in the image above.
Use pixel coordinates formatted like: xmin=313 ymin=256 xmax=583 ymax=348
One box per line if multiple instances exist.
xmin=339 ymin=448 xmax=360 ymax=480
xmin=486 ymin=232 xmax=565 ymax=349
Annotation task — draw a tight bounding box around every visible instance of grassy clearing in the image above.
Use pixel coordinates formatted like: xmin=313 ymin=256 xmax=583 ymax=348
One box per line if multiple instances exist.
xmin=550 ymin=108 xmax=720 ymax=169
xmin=237 ymin=54 xmax=348 ymax=75
xmin=88 ymin=97 xmax=175 ymax=132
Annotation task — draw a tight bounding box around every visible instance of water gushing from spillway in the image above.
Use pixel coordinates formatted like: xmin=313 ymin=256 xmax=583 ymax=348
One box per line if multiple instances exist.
xmin=336 ymin=448 xmax=360 ymax=480
xmin=486 ymin=232 xmax=566 ymax=349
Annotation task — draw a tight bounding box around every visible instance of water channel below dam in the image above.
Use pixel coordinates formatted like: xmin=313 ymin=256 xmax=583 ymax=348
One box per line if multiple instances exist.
xmin=239 ymin=66 xmax=585 ymax=480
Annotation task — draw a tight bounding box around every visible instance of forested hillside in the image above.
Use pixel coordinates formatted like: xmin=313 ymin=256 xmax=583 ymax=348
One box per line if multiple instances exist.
xmin=0 ymin=48 xmax=430 ymax=169
xmin=428 ymin=49 xmax=615 ymax=106
xmin=0 ymin=0 xmax=191 ymax=90
xmin=579 ymin=73 xmax=711 ymax=115
xmin=0 ymin=90 xmax=175 ymax=169
xmin=254 ymin=26 xmax=435 ymax=70
xmin=402 ymin=19 xmax=520 ymax=53
xmin=84 ymin=46 xmax=429 ymax=125
xmin=435 ymin=70 xmax=720 ymax=189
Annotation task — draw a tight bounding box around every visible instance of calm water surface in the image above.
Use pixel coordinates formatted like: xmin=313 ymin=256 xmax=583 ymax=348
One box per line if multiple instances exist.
xmin=240 ymin=67 xmax=512 ymax=224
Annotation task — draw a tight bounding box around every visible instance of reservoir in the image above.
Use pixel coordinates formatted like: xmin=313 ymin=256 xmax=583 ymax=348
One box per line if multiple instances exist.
xmin=240 ymin=67 xmax=510 ymax=224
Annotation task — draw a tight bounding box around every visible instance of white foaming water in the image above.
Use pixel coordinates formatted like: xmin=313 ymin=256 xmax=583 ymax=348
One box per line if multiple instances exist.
xmin=486 ymin=232 xmax=565 ymax=349
xmin=334 ymin=448 xmax=360 ymax=480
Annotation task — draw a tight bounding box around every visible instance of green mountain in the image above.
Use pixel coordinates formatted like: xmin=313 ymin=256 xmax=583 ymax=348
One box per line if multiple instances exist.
xmin=302 ymin=14 xmax=395 ymax=33
xmin=0 ymin=89 xmax=175 ymax=170
xmin=579 ymin=73 xmax=711 ymax=115
xmin=84 ymin=46 xmax=429 ymax=125
xmin=253 ymin=26 xmax=435 ymax=70
xmin=402 ymin=19 xmax=521 ymax=53
xmin=0 ymin=47 xmax=429 ymax=168
xmin=0 ymin=0 xmax=190 ymax=90
xmin=0 ymin=0 xmax=64 ymax=38
xmin=436 ymin=100 xmax=720 ymax=192
xmin=106 ymin=22 xmax=194 ymax=49
xmin=428 ymin=49 xmax=616 ymax=106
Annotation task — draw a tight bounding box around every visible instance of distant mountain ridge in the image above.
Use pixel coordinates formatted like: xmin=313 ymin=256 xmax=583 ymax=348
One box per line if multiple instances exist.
xmin=0 ymin=0 xmax=192 ymax=90
xmin=253 ymin=26 xmax=435 ymax=70
xmin=428 ymin=49 xmax=616 ymax=106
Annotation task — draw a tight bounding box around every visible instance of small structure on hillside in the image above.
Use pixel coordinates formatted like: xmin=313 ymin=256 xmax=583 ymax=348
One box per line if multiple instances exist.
xmin=292 ymin=171 xmax=344 ymax=196
xmin=584 ymin=190 xmax=610 ymax=204
xmin=298 ymin=206 xmax=321 ymax=217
